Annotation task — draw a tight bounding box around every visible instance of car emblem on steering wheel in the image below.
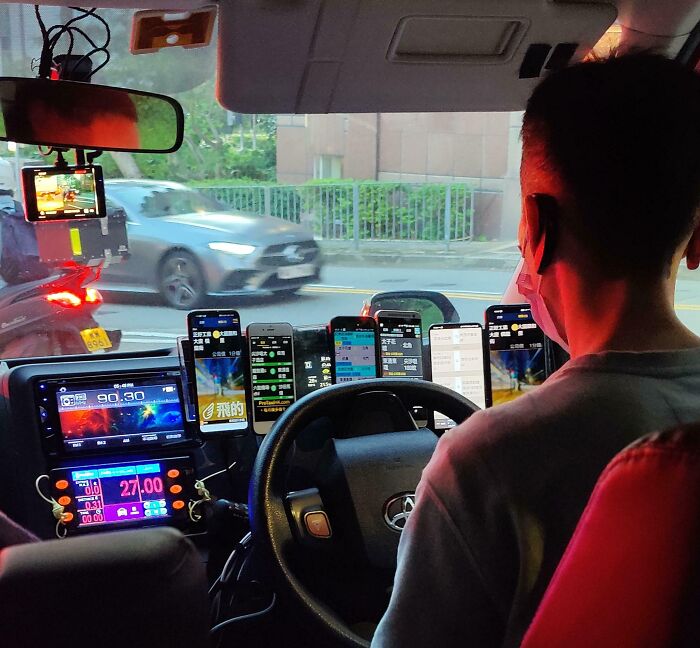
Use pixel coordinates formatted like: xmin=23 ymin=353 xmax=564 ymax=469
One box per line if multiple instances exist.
xmin=383 ymin=493 xmax=415 ymax=532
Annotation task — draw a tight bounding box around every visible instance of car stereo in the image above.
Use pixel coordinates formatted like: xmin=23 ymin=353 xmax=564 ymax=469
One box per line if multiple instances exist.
xmin=36 ymin=372 xmax=194 ymax=456
xmin=50 ymin=457 xmax=195 ymax=534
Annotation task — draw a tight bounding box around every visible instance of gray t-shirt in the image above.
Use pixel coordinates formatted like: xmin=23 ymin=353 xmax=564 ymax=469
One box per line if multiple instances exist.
xmin=372 ymin=347 xmax=700 ymax=648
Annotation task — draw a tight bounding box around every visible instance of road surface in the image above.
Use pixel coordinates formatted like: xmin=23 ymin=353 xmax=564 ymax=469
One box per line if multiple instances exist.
xmin=95 ymin=264 xmax=700 ymax=353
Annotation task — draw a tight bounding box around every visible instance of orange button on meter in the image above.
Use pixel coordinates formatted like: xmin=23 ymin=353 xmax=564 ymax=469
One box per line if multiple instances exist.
xmin=55 ymin=479 xmax=69 ymax=490
xmin=62 ymin=512 xmax=74 ymax=523
xmin=172 ymin=500 xmax=185 ymax=510
xmin=169 ymin=484 xmax=183 ymax=494
xmin=167 ymin=469 xmax=180 ymax=479
xmin=58 ymin=495 xmax=71 ymax=506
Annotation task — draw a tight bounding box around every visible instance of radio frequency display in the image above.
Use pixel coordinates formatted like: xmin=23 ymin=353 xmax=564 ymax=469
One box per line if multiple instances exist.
xmin=56 ymin=381 xmax=185 ymax=452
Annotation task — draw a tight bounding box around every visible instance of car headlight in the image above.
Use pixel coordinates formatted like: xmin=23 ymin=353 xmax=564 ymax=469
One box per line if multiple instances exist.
xmin=208 ymin=242 xmax=256 ymax=255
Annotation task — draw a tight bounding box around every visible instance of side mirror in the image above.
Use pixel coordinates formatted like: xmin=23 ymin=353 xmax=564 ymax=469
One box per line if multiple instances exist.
xmin=363 ymin=290 xmax=460 ymax=338
xmin=0 ymin=77 xmax=184 ymax=153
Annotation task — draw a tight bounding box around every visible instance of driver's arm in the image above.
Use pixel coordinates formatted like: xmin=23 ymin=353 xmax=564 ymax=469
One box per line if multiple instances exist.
xmin=372 ymin=412 xmax=518 ymax=647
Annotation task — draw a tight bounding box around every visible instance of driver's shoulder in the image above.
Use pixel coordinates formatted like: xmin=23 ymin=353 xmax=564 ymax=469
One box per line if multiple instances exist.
xmin=424 ymin=368 xmax=619 ymax=492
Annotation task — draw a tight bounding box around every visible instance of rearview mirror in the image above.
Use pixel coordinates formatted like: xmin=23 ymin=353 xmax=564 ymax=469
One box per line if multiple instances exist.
xmin=0 ymin=77 xmax=184 ymax=153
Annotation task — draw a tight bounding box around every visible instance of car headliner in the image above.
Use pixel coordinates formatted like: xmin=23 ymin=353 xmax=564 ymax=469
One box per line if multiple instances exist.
xmin=0 ymin=1 xmax=696 ymax=114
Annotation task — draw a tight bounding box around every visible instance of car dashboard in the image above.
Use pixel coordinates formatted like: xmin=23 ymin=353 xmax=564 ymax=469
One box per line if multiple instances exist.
xmin=0 ymin=353 xmax=257 ymax=540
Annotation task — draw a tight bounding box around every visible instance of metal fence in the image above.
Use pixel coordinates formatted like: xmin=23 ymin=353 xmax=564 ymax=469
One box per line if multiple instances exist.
xmin=197 ymin=182 xmax=502 ymax=247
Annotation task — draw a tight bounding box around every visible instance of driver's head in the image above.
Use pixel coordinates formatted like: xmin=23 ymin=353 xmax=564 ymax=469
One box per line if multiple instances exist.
xmin=518 ymin=54 xmax=700 ymax=345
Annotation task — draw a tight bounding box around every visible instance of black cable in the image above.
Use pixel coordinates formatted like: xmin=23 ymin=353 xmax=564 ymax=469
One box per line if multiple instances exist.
xmin=33 ymin=5 xmax=111 ymax=81
xmin=210 ymin=594 xmax=276 ymax=635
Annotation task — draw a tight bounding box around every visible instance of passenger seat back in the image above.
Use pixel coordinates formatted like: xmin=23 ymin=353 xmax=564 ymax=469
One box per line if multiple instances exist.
xmin=0 ymin=526 xmax=210 ymax=648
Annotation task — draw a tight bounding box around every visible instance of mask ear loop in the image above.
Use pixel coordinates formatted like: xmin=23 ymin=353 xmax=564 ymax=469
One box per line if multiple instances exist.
xmin=529 ymin=193 xmax=559 ymax=275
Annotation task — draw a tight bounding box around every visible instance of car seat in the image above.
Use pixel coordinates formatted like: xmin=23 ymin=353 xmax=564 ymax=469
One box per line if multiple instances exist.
xmin=521 ymin=425 xmax=700 ymax=648
xmin=0 ymin=526 xmax=210 ymax=647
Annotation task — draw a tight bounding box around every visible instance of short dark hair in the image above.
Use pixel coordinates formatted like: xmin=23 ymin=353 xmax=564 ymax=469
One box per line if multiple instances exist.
xmin=522 ymin=54 xmax=700 ymax=278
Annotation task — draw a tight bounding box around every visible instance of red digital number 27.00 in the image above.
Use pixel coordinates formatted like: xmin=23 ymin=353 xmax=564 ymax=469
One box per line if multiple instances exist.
xmin=119 ymin=478 xmax=139 ymax=497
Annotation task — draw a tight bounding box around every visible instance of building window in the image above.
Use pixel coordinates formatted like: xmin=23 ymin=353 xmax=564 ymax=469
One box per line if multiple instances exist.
xmin=314 ymin=155 xmax=343 ymax=180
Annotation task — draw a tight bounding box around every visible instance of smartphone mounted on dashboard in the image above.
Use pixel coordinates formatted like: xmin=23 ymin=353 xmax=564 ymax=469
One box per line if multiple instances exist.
xmin=247 ymin=322 xmax=296 ymax=435
xmin=485 ymin=304 xmax=548 ymax=407
xmin=329 ymin=316 xmax=380 ymax=383
xmin=293 ymin=325 xmax=333 ymax=398
xmin=375 ymin=310 xmax=424 ymax=379
xmin=186 ymin=309 xmax=249 ymax=436
xmin=428 ymin=322 xmax=490 ymax=430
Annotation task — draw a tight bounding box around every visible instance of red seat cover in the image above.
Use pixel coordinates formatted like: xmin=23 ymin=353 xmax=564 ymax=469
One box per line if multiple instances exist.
xmin=521 ymin=426 xmax=700 ymax=648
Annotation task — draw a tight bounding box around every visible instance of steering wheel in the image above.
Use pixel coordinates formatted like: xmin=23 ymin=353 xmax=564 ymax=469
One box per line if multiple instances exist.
xmin=249 ymin=378 xmax=479 ymax=647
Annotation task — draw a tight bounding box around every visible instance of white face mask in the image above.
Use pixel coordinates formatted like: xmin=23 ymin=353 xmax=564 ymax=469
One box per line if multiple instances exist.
xmin=504 ymin=258 xmax=570 ymax=353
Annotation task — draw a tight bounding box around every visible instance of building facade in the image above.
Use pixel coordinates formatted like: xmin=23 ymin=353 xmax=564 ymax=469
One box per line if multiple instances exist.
xmin=276 ymin=112 xmax=522 ymax=238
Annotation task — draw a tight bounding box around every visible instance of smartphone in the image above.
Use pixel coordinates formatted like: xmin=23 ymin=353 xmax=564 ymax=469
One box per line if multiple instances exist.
xmin=485 ymin=304 xmax=546 ymax=407
xmin=329 ymin=316 xmax=379 ymax=383
xmin=376 ymin=310 xmax=424 ymax=379
xmin=247 ymin=322 xmax=296 ymax=435
xmin=187 ymin=310 xmax=248 ymax=434
xmin=429 ymin=323 xmax=490 ymax=430
xmin=293 ymin=326 xmax=333 ymax=398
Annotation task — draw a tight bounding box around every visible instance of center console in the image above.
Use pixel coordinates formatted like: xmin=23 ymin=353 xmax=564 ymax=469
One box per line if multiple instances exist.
xmin=0 ymin=356 xmax=218 ymax=538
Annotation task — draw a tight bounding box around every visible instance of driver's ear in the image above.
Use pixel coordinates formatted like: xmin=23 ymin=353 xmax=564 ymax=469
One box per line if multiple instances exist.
xmin=685 ymin=219 xmax=700 ymax=271
xmin=524 ymin=194 xmax=558 ymax=275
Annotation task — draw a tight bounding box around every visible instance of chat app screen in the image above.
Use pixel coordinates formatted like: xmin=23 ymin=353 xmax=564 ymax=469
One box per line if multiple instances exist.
xmin=333 ymin=328 xmax=378 ymax=383
xmin=430 ymin=325 xmax=487 ymax=428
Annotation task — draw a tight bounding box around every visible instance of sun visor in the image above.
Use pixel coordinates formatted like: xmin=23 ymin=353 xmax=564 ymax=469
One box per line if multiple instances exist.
xmin=216 ymin=0 xmax=617 ymax=113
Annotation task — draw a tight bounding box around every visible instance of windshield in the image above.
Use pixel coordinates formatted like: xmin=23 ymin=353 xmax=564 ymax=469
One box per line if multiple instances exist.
xmin=0 ymin=6 xmax=696 ymax=360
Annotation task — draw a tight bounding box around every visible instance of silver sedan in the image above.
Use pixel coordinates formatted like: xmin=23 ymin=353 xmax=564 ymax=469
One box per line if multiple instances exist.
xmin=101 ymin=180 xmax=323 ymax=309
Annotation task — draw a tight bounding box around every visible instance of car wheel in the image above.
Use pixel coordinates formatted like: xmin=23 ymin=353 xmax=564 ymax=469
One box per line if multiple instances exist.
xmin=158 ymin=251 xmax=206 ymax=310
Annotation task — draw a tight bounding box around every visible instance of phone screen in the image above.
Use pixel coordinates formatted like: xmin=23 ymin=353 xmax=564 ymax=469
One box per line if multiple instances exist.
xmin=249 ymin=330 xmax=295 ymax=428
xmin=294 ymin=327 xmax=332 ymax=397
xmin=22 ymin=165 xmax=105 ymax=222
xmin=377 ymin=313 xmax=424 ymax=378
xmin=188 ymin=311 xmax=247 ymax=433
xmin=486 ymin=305 xmax=546 ymax=407
xmin=429 ymin=323 xmax=489 ymax=429
xmin=331 ymin=318 xmax=378 ymax=383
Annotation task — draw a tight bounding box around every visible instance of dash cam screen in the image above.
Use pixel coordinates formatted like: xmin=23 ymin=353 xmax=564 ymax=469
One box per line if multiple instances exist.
xmin=22 ymin=165 xmax=105 ymax=222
